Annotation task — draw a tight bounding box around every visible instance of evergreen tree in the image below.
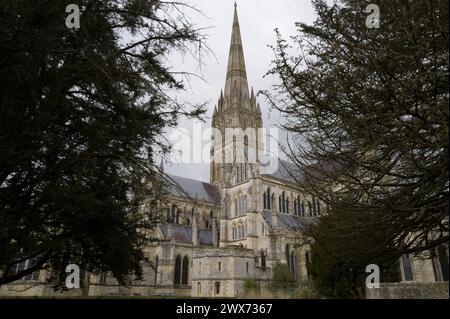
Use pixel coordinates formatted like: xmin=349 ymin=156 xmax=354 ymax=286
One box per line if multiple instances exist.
xmin=265 ymin=0 xmax=448 ymax=265
xmin=0 ymin=0 xmax=206 ymax=286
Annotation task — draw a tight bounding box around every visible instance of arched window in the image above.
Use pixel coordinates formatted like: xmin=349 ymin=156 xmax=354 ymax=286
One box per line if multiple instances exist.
xmin=285 ymin=244 xmax=290 ymax=269
xmin=264 ymin=187 xmax=270 ymax=210
xmin=263 ymin=192 xmax=267 ymax=210
xmin=233 ymin=135 xmax=237 ymax=161
xmin=290 ymin=251 xmax=296 ymax=278
xmin=401 ymin=254 xmax=414 ymax=281
xmin=166 ymin=207 xmax=171 ymax=221
xmin=237 ymin=196 xmax=241 ymax=215
xmin=232 ymin=224 xmax=236 ymax=240
xmin=317 ymin=201 xmax=321 ymax=214
xmin=279 ymin=196 xmax=282 ymax=213
xmin=176 ymin=210 xmax=180 ymax=224
xmin=205 ymin=220 xmax=210 ymax=229
xmin=305 ymin=252 xmax=310 ymax=277
xmin=271 ymin=194 xmax=274 ymax=210
xmin=260 ymin=251 xmax=266 ymax=269
xmin=171 ymin=204 xmax=177 ymax=223
xmin=237 ymin=196 xmax=240 ymax=215
xmin=312 ymin=196 xmax=317 ymax=215
xmin=154 ymin=255 xmax=159 ymax=285
xmin=234 ymin=199 xmax=238 ymax=217
xmin=210 ymin=211 xmax=214 ymax=219
xmin=182 ymin=256 xmax=189 ymax=285
xmin=301 ymin=202 xmax=305 ymax=217
xmin=294 ymin=199 xmax=297 ymax=215
xmin=186 ymin=217 xmax=191 ymax=226
xmin=308 ymin=202 xmax=312 ymax=216
xmin=174 ymin=255 xmax=182 ymax=285
xmin=286 ymin=198 xmax=290 ymax=214
xmin=244 ymin=135 xmax=248 ymax=159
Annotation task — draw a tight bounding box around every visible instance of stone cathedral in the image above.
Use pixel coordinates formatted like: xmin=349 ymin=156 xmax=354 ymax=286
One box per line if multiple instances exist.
xmin=135 ymin=5 xmax=318 ymax=297
xmin=1 ymin=5 xmax=445 ymax=299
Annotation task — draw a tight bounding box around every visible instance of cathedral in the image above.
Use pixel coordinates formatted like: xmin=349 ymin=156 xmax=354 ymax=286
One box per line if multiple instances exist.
xmin=134 ymin=5 xmax=318 ymax=297
xmin=1 ymin=4 xmax=446 ymax=299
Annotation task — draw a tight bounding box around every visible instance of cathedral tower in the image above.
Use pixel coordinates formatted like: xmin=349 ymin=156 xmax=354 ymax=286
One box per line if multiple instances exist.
xmin=210 ymin=3 xmax=263 ymax=186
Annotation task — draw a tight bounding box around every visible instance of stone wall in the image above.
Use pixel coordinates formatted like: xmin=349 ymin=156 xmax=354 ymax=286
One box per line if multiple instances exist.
xmin=192 ymin=247 xmax=256 ymax=297
xmin=366 ymin=282 xmax=449 ymax=299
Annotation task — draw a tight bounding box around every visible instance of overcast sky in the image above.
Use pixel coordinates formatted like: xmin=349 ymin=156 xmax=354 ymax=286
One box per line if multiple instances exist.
xmin=163 ymin=0 xmax=317 ymax=182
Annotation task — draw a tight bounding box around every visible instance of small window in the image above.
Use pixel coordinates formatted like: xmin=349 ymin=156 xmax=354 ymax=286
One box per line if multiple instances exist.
xmin=263 ymin=192 xmax=267 ymax=210
xmin=218 ymin=261 xmax=222 ymax=271
xmin=401 ymin=254 xmax=414 ymax=281
xmin=215 ymin=282 xmax=221 ymax=295
xmin=260 ymin=251 xmax=266 ymax=269
xmin=182 ymin=256 xmax=189 ymax=285
xmin=246 ymin=262 xmax=249 ymax=273
xmin=174 ymin=255 xmax=182 ymax=285
xmin=154 ymin=256 xmax=159 ymax=285
xmin=100 ymin=272 xmax=107 ymax=284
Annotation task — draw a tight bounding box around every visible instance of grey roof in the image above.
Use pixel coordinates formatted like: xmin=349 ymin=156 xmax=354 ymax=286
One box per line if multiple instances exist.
xmin=261 ymin=159 xmax=303 ymax=184
xmin=262 ymin=210 xmax=307 ymax=230
xmin=261 ymin=158 xmax=342 ymax=185
xmin=159 ymin=224 xmax=213 ymax=245
xmin=165 ymin=174 xmax=221 ymax=204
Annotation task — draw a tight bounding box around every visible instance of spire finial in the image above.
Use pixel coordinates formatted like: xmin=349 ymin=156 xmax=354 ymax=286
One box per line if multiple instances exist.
xmin=234 ymin=2 xmax=237 ymax=9
xmin=223 ymin=0 xmax=249 ymax=103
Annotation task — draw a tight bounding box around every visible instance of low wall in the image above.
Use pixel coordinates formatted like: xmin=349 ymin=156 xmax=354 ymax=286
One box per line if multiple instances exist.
xmin=366 ymin=282 xmax=449 ymax=299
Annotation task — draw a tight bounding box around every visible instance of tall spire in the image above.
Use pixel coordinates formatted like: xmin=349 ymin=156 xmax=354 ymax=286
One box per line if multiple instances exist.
xmin=224 ymin=3 xmax=249 ymax=103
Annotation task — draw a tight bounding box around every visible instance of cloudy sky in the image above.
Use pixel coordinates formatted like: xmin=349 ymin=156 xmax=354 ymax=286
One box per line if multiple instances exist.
xmin=163 ymin=0 xmax=317 ymax=181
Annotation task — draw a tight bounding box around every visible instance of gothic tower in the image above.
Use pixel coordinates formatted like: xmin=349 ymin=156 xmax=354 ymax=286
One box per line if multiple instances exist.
xmin=210 ymin=3 xmax=263 ymax=187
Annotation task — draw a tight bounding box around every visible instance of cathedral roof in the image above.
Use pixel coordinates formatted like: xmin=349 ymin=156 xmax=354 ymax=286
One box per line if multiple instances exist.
xmin=261 ymin=159 xmax=303 ymax=184
xmin=262 ymin=158 xmax=341 ymax=185
xmin=160 ymin=224 xmax=213 ymax=245
xmin=262 ymin=210 xmax=308 ymax=230
xmin=165 ymin=174 xmax=221 ymax=204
